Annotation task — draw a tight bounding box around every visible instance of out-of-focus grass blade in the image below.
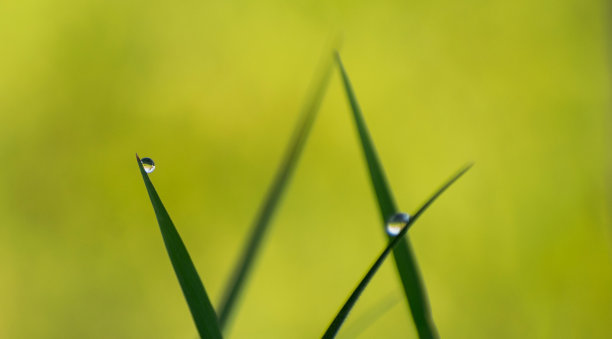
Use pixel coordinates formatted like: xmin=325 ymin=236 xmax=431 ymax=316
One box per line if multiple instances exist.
xmin=335 ymin=51 xmax=438 ymax=338
xmin=338 ymin=292 xmax=401 ymax=339
xmin=217 ymin=49 xmax=336 ymax=331
xmin=136 ymin=155 xmax=223 ymax=339
xmin=322 ymin=164 xmax=473 ymax=339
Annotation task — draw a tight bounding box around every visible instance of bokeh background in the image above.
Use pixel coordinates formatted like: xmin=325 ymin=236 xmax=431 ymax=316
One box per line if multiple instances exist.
xmin=1 ymin=0 xmax=611 ymax=338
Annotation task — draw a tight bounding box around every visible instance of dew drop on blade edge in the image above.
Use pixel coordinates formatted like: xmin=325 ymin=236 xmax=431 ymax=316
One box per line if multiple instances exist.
xmin=141 ymin=157 xmax=156 ymax=173
xmin=386 ymin=212 xmax=410 ymax=236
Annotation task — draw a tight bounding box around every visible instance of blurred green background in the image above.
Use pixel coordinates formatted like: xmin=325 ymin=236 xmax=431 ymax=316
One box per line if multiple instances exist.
xmin=1 ymin=0 xmax=611 ymax=337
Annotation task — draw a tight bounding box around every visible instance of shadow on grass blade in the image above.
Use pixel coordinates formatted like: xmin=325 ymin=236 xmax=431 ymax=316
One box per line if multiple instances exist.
xmin=136 ymin=155 xmax=222 ymax=339
xmin=217 ymin=48 xmax=337 ymax=331
xmin=335 ymin=51 xmax=438 ymax=338
xmin=322 ymin=164 xmax=473 ymax=339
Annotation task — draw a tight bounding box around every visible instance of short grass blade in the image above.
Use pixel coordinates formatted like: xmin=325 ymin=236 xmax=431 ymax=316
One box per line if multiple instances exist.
xmin=322 ymin=164 xmax=473 ymax=339
xmin=217 ymin=50 xmax=336 ymax=331
xmin=338 ymin=292 xmax=401 ymax=339
xmin=335 ymin=51 xmax=438 ymax=338
xmin=136 ymin=155 xmax=223 ymax=339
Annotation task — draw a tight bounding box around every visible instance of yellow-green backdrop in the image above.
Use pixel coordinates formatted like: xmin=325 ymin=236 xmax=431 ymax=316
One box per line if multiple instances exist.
xmin=1 ymin=0 xmax=610 ymax=338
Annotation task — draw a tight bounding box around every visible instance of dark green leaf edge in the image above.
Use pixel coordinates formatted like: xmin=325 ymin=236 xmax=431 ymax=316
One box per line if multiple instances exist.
xmin=136 ymin=154 xmax=223 ymax=339
xmin=335 ymin=51 xmax=438 ymax=338
xmin=322 ymin=163 xmax=473 ymax=339
xmin=217 ymin=49 xmax=337 ymax=331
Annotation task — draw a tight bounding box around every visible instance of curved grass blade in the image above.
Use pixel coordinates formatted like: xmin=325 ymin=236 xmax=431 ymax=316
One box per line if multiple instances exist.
xmin=335 ymin=51 xmax=438 ymax=338
xmin=217 ymin=49 xmax=336 ymax=331
xmin=136 ymin=155 xmax=222 ymax=339
xmin=322 ymin=164 xmax=473 ymax=339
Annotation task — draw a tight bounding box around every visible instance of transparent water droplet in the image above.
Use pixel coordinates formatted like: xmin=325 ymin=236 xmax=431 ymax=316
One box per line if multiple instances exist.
xmin=141 ymin=157 xmax=156 ymax=173
xmin=386 ymin=212 xmax=410 ymax=236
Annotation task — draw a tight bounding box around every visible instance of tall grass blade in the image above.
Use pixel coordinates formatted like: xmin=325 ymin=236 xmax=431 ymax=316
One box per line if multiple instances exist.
xmin=136 ymin=155 xmax=223 ymax=339
xmin=335 ymin=51 xmax=438 ymax=338
xmin=322 ymin=164 xmax=473 ymax=339
xmin=217 ymin=51 xmax=336 ymax=331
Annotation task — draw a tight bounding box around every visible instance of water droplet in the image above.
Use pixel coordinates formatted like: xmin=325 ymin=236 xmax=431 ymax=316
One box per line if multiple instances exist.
xmin=386 ymin=213 xmax=410 ymax=236
xmin=141 ymin=157 xmax=156 ymax=173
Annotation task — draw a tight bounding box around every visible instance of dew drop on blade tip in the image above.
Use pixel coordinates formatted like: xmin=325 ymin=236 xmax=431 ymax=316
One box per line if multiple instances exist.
xmin=386 ymin=212 xmax=410 ymax=236
xmin=141 ymin=157 xmax=156 ymax=173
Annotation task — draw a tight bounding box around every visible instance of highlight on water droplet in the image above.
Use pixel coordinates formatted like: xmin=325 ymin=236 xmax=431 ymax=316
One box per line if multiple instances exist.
xmin=386 ymin=212 xmax=410 ymax=236
xmin=141 ymin=157 xmax=156 ymax=173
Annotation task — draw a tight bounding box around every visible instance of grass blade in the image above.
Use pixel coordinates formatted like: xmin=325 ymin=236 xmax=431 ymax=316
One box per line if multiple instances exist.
xmin=338 ymin=292 xmax=401 ymax=339
xmin=322 ymin=164 xmax=473 ymax=339
xmin=217 ymin=51 xmax=336 ymax=331
xmin=136 ymin=155 xmax=223 ymax=339
xmin=335 ymin=51 xmax=438 ymax=338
